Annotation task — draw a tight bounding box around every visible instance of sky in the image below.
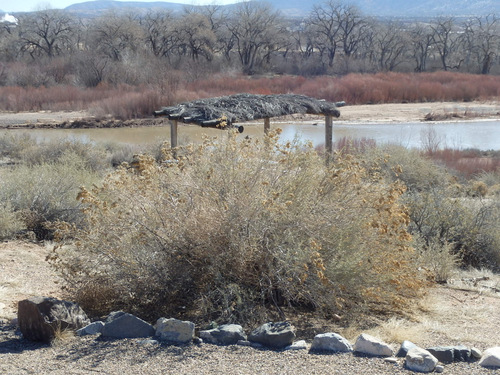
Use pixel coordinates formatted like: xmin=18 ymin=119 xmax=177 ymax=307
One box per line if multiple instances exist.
xmin=1 ymin=0 xmax=242 ymax=13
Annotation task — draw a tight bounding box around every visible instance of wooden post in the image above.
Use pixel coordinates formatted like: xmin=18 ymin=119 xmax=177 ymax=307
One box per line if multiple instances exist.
xmin=170 ymin=120 xmax=178 ymax=149
xmin=264 ymin=117 xmax=270 ymax=135
xmin=325 ymin=115 xmax=333 ymax=163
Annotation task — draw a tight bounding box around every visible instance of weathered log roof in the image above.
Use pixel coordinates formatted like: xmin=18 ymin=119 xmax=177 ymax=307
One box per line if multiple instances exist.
xmin=154 ymin=93 xmax=341 ymax=127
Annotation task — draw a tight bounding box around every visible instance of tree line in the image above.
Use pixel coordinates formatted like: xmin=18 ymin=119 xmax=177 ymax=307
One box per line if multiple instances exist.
xmin=0 ymin=0 xmax=499 ymax=88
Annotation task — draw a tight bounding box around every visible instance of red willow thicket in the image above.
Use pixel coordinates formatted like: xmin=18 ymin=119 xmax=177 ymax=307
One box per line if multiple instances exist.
xmin=0 ymin=72 xmax=499 ymax=118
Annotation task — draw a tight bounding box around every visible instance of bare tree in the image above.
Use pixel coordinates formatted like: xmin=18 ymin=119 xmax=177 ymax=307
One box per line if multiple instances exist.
xmin=307 ymin=1 xmax=342 ymax=67
xmin=177 ymin=12 xmax=216 ymax=61
xmin=140 ymin=10 xmax=180 ymax=59
xmin=89 ymin=12 xmax=141 ymax=61
xmin=197 ymin=5 xmax=234 ymax=59
xmin=430 ymin=17 xmax=463 ymax=71
xmin=409 ymin=23 xmax=434 ymax=72
xmin=337 ymin=4 xmax=368 ymax=58
xmin=463 ymin=15 xmax=499 ymax=74
xmin=228 ymin=2 xmax=286 ymax=74
xmin=0 ymin=17 xmax=19 ymax=61
xmin=372 ymin=21 xmax=408 ymax=71
xmin=17 ymin=9 xmax=74 ymax=58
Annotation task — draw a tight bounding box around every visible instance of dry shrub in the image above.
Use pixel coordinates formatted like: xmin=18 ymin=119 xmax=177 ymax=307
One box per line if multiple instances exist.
xmin=0 ymin=202 xmax=23 ymax=240
xmin=0 ymin=152 xmax=100 ymax=240
xmin=414 ymin=236 xmax=460 ymax=283
xmin=52 ymin=132 xmax=425 ymax=325
xmin=372 ymin=145 xmax=500 ymax=271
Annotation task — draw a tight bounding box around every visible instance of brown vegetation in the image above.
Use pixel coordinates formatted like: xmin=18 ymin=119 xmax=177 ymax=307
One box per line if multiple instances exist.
xmin=1 ymin=72 xmax=499 ymax=120
xmin=49 ymin=132 xmax=426 ymax=325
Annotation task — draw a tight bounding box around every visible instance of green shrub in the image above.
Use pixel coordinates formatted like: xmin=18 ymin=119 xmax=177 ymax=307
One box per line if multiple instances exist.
xmin=368 ymin=145 xmax=450 ymax=192
xmin=0 ymin=152 xmax=100 ymax=240
xmin=414 ymin=235 xmax=460 ymax=283
xmin=52 ymin=132 xmax=425 ymax=325
xmin=405 ymin=189 xmax=500 ymax=270
xmin=0 ymin=202 xmax=23 ymax=240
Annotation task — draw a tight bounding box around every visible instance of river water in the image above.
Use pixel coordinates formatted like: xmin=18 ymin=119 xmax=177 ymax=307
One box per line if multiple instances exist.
xmin=4 ymin=119 xmax=500 ymax=151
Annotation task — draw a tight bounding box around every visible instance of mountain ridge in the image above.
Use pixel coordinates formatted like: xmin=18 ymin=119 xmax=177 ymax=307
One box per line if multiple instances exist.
xmin=59 ymin=0 xmax=499 ymax=18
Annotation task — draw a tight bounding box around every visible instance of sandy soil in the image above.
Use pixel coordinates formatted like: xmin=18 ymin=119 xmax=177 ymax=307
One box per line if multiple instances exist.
xmin=0 ymin=101 xmax=499 ymax=129
xmin=0 ymin=241 xmax=499 ymax=374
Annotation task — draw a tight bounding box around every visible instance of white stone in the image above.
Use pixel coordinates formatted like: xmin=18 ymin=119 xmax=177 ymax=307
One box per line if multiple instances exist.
xmin=76 ymin=321 xmax=104 ymax=336
xmin=354 ymin=333 xmax=393 ymax=357
xmin=405 ymin=347 xmax=438 ymax=373
xmin=310 ymin=332 xmax=353 ymax=353
xmin=435 ymin=365 xmax=444 ymax=373
xmin=384 ymin=357 xmax=398 ymax=364
xmin=479 ymin=347 xmax=500 ymax=368
xmin=155 ymin=317 xmax=195 ymax=344
xmin=199 ymin=324 xmax=246 ymax=345
xmin=285 ymin=340 xmax=308 ymax=351
xmin=236 ymin=340 xmax=252 ymax=346
xmin=471 ymin=347 xmax=482 ymax=359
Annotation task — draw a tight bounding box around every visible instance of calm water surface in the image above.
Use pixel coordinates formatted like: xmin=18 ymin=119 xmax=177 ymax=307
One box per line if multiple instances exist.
xmin=4 ymin=120 xmax=500 ymax=150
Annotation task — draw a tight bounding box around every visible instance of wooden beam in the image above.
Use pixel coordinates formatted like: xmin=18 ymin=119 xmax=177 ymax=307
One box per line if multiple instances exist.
xmin=170 ymin=120 xmax=178 ymax=150
xmin=325 ymin=115 xmax=333 ymax=163
xmin=264 ymin=117 xmax=270 ymax=134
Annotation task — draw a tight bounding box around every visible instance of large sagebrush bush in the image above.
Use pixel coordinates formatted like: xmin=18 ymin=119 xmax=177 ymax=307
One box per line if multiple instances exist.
xmin=51 ymin=132 xmax=425 ymax=325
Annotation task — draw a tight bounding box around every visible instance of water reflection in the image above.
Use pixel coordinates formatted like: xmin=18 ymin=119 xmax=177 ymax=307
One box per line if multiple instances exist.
xmin=4 ymin=120 xmax=500 ymax=151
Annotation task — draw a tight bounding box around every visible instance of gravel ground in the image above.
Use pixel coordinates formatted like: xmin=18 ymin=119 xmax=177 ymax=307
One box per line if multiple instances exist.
xmin=1 ymin=241 xmax=499 ymax=374
xmin=0 ymin=328 xmax=498 ymax=375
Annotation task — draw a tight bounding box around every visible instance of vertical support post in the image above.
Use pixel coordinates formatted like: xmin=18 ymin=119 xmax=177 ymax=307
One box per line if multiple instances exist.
xmin=325 ymin=115 xmax=333 ymax=164
xmin=170 ymin=120 xmax=178 ymax=158
xmin=264 ymin=117 xmax=270 ymax=135
xmin=170 ymin=120 xmax=178 ymax=149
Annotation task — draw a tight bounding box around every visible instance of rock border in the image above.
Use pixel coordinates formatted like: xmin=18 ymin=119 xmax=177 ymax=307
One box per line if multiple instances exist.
xmin=15 ymin=298 xmax=500 ymax=373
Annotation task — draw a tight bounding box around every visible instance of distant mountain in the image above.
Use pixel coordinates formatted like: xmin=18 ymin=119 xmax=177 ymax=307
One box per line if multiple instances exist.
xmin=64 ymin=0 xmax=499 ymax=18
xmin=65 ymin=0 xmax=187 ymax=16
xmin=270 ymin=0 xmax=500 ymax=18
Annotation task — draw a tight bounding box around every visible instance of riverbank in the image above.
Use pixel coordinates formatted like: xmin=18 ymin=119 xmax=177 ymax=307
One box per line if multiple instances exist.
xmin=0 ymin=101 xmax=499 ymax=129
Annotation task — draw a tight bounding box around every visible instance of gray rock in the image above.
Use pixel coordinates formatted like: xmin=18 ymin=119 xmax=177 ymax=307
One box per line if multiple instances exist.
xmin=236 ymin=340 xmax=264 ymax=349
xmin=479 ymin=347 xmax=500 ymax=368
xmin=138 ymin=339 xmax=159 ymax=346
xmin=76 ymin=321 xmax=104 ymax=336
xmin=101 ymin=311 xmax=155 ymax=339
xmin=384 ymin=357 xmax=398 ymax=364
xmin=248 ymin=322 xmax=296 ymax=349
xmin=426 ymin=346 xmax=455 ymax=363
xmin=199 ymin=324 xmax=246 ymax=345
xmin=354 ymin=333 xmax=393 ymax=357
xmin=453 ymin=345 xmax=471 ymax=362
xmin=17 ymin=296 xmax=90 ymax=343
xmin=236 ymin=340 xmax=253 ymax=346
xmin=471 ymin=347 xmax=482 ymax=359
xmin=405 ymin=347 xmax=438 ymax=373
xmin=155 ymin=317 xmax=195 ymax=344
xmin=397 ymin=340 xmax=418 ymax=357
xmin=310 ymin=333 xmax=353 ymax=353
xmin=285 ymin=340 xmax=308 ymax=351
xmin=435 ymin=364 xmax=445 ymax=373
